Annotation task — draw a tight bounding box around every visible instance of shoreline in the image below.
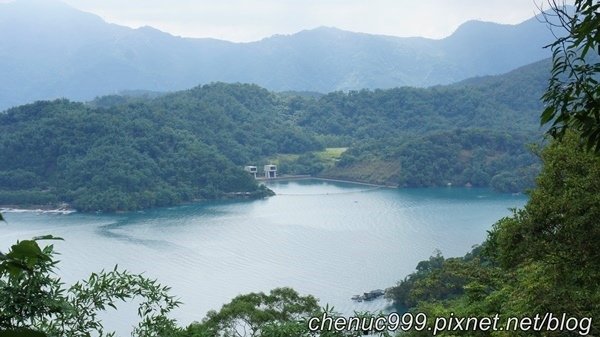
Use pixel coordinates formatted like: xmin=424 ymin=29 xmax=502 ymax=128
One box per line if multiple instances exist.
xmin=0 ymin=206 xmax=76 ymax=214
xmin=258 ymin=175 xmax=398 ymax=188
xmin=313 ymin=176 xmax=398 ymax=188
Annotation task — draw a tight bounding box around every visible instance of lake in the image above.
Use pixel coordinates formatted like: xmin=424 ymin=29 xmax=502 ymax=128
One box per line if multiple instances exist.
xmin=0 ymin=179 xmax=527 ymax=333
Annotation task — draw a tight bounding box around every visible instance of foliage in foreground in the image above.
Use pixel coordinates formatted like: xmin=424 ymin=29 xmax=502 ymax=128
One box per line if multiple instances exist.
xmin=180 ymin=288 xmax=319 ymax=337
xmin=0 ymin=235 xmax=181 ymax=337
xmin=386 ymin=133 xmax=600 ymax=336
xmin=541 ymin=0 xmax=600 ymax=151
xmin=180 ymin=288 xmax=393 ymax=337
xmin=386 ymin=2 xmax=600 ymax=333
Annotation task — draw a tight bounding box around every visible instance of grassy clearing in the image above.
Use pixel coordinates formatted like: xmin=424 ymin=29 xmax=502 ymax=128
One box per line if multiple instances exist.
xmin=268 ymin=148 xmax=347 ymax=167
xmin=267 ymin=153 xmax=300 ymax=165
xmin=314 ymin=147 xmax=348 ymax=166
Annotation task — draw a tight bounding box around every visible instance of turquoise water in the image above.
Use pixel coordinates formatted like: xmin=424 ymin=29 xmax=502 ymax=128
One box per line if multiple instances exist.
xmin=0 ymin=179 xmax=527 ymax=333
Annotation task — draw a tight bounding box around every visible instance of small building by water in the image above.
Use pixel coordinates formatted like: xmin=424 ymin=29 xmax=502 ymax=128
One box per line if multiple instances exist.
xmin=264 ymin=164 xmax=277 ymax=179
xmin=244 ymin=166 xmax=258 ymax=178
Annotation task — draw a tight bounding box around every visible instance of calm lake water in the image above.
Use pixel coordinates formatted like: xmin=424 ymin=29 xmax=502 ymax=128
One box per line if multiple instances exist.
xmin=0 ymin=179 xmax=527 ymax=333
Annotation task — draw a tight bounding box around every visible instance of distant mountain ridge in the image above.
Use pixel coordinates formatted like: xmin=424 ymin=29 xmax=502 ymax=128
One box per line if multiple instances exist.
xmin=0 ymin=0 xmax=558 ymax=110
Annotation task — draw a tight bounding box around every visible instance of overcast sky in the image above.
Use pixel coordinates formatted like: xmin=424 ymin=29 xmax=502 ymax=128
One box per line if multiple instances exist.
xmin=33 ymin=0 xmax=568 ymax=42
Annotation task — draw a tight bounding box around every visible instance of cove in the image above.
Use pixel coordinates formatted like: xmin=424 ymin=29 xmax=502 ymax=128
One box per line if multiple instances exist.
xmin=0 ymin=179 xmax=527 ymax=333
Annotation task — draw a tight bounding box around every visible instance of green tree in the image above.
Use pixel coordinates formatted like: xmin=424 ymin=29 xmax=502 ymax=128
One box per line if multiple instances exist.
xmin=387 ymin=134 xmax=600 ymax=336
xmin=0 ymin=236 xmax=181 ymax=337
xmin=541 ymin=0 xmax=600 ymax=151
xmin=181 ymin=291 xmax=389 ymax=337
xmin=486 ymin=133 xmax=600 ymax=332
xmin=182 ymin=288 xmax=320 ymax=337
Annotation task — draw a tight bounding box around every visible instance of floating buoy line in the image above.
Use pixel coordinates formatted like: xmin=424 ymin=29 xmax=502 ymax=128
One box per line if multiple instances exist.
xmin=275 ymin=186 xmax=382 ymax=196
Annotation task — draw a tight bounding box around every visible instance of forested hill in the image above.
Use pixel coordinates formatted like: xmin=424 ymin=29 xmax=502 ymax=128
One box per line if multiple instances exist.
xmin=0 ymin=60 xmax=549 ymax=211
xmin=0 ymin=84 xmax=319 ymax=212
xmin=295 ymin=59 xmax=550 ymax=139
xmin=0 ymin=0 xmax=557 ymax=110
xmin=290 ymin=59 xmax=550 ymax=189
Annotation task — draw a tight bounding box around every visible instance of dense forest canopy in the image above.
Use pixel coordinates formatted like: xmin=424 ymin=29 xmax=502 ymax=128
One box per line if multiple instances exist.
xmin=283 ymin=60 xmax=549 ymax=189
xmin=0 ymin=83 xmax=324 ymax=211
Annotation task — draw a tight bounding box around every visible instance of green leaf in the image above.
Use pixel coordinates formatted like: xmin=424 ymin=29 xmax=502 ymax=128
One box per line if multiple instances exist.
xmin=4 ymin=261 xmax=31 ymax=277
xmin=541 ymin=107 xmax=556 ymax=125
xmin=8 ymin=240 xmax=43 ymax=260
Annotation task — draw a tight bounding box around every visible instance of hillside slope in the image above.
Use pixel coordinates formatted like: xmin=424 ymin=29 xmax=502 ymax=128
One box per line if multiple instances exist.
xmin=293 ymin=59 xmax=551 ymax=188
xmin=0 ymin=83 xmax=319 ymax=211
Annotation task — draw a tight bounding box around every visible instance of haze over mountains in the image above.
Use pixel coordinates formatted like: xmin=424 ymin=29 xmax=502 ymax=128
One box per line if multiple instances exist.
xmin=0 ymin=0 xmax=557 ymax=110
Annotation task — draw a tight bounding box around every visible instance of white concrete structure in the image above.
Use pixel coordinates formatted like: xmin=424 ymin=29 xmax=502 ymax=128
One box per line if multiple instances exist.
xmin=264 ymin=164 xmax=277 ymax=179
xmin=244 ymin=166 xmax=258 ymax=178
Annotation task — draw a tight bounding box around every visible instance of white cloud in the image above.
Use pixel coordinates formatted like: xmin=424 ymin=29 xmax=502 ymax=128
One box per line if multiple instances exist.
xmin=57 ymin=0 xmax=556 ymax=42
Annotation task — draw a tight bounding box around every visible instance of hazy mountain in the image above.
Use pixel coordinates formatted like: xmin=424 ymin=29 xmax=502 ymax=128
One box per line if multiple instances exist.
xmin=0 ymin=0 xmax=558 ymax=110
